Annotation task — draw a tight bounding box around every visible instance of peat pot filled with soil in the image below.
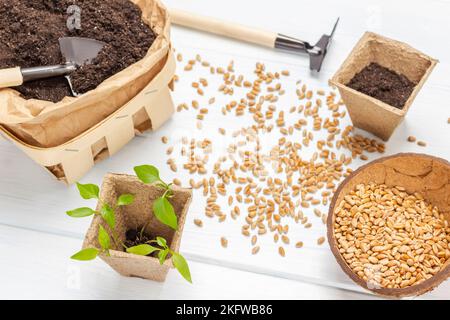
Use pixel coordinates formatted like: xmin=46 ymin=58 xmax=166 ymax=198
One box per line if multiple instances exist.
xmin=327 ymin=153 xmax=450 ymax=297
xmin=330 ymin=32 xmax=437 ymax=141
xmin=81 ymin=173 xmax=193 ymax=281
xmin=0 ymin=0 xmax=172 ymax=148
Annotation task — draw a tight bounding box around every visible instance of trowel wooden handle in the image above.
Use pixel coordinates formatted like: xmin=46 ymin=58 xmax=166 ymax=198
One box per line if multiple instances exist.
xmin=0 ymin=67 xmax=24 ymax=88
xmin=170 ymin=9 xmax=277 ymax=48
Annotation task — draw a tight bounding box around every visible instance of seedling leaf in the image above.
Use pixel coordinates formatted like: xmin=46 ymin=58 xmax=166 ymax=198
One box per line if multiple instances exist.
xmin=76 ymin=182 xmax=99 ymax=200
xmin=172 ymin=252 xmax=192 ymax=283
xmin=127 ymin=244 xmax=159 ymax=256
xmin=66 ymin=207 xmax=95 ymax=218
xmin=71 ymin=248 xmax=99 ymax=261
xmin=100 ymin=204 xmax=115 ymax=229
xmin=117 ymin=194 xmax=135 ymax=206
xmin=153 ymin=197 xmax=178 ymax=230
xmin=134 ymin=165 xmax=161 ymax=184
xmin=158 ymin=249 xmax=169 ymax=265
xmin=156 ymin=236 xmax=167 ymax=248
xmin=98 ymin=225 xmax=110 ymax=251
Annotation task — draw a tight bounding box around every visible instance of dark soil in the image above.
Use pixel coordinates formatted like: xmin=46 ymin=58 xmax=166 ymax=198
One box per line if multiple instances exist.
xmin=125 ymin=228 xmax=158 ymax=257
xmin=0 ymin=0 xmax=156 ymax=102
xmin=346 ymin=62 xmax=416 ymax=109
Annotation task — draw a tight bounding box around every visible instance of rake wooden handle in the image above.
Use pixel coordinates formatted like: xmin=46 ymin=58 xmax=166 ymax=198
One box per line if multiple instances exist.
xmin=170 ymin=8 xmax=277 ymax=48
xmin=0 ymin=67 xmax=23 ymax=88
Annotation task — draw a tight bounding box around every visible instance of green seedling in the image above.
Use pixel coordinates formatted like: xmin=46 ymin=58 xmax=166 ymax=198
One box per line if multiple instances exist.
xmin=133 ymin=165 xmax=178 ymax=230
xmin=67 ymin=182 xmax=131 ymax=259
xmin=126 ymin=236 xmax=191 ymax=283
xmin=67 ymin=175 xmax=191 ymax=283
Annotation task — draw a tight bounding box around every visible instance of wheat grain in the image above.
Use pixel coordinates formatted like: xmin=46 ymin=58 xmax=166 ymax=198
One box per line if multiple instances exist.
xmin=334 ymin=183 xmax=449 ymax=289
xmin=220 ymin=237 xmax=228 ymax=248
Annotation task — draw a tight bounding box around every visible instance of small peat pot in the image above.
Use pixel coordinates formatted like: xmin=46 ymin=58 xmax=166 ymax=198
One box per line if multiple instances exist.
xmin=327 ymin=153 xmax=450 ymax=297
xmin=330 ymin=32 xmax=437 ymax=141
xmin=83 ymin=173 xmax=192 ymax=281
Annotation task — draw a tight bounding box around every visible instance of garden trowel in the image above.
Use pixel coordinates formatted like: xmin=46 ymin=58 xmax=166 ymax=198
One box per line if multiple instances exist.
xmin=170 ymin=9 xmax=339 ymax=72
xmin=0 ymin=37 xmax=105 ymax=96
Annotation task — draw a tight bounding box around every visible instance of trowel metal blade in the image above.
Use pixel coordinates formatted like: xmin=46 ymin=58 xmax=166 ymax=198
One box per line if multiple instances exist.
xmin=59 ymin=37 xmax=106 ymax=66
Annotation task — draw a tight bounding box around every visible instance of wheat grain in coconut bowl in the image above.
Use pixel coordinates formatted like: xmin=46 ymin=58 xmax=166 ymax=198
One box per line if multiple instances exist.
xmin=327 ymin=153 xmax=450 ymax=297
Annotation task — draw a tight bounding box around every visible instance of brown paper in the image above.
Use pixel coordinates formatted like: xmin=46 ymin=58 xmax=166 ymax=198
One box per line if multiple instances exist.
xmin=0 ymin=51 xmax=175 ymax=184
xmin=83 ymin=173 xmax=193 ymax=281
xmin=330 ymin=32 xmax=438 ymax=141
xmin=0 ymin=0 xmax=170 ymax=148
xmin=328 ymin=153 xmax=450 ymax=297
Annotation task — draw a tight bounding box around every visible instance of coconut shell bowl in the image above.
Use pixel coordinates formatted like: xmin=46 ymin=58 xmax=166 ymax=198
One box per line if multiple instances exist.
xmin=327 ymin=153 xmax=450 ymax=297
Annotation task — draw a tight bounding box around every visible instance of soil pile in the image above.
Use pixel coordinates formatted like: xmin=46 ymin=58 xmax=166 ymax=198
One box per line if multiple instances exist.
xmin=346 ymin=62 xmax=416 ymax=109
xmin=0 ymin=0 xmax=156 ymax=102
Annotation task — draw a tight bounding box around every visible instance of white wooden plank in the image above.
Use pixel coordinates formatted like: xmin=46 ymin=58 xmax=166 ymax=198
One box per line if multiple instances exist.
xmin=0 ymin=0 xmax=449 ymax=299
xmin=0 ymin=224 xmax=382 ymax=300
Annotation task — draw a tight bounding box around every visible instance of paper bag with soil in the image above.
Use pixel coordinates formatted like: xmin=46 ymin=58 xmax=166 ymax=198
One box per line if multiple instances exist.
xmin=0 ymin=0 xmax=171 ymax=148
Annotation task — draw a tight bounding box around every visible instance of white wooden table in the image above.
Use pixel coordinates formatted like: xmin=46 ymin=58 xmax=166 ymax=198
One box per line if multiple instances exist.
xmin=0 ymin=0 xmax=449 ymax=300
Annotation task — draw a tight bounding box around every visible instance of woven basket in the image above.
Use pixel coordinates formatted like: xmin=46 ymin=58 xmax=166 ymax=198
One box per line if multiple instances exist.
xmin=0 ymin=0 xmax=175 ymax=184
